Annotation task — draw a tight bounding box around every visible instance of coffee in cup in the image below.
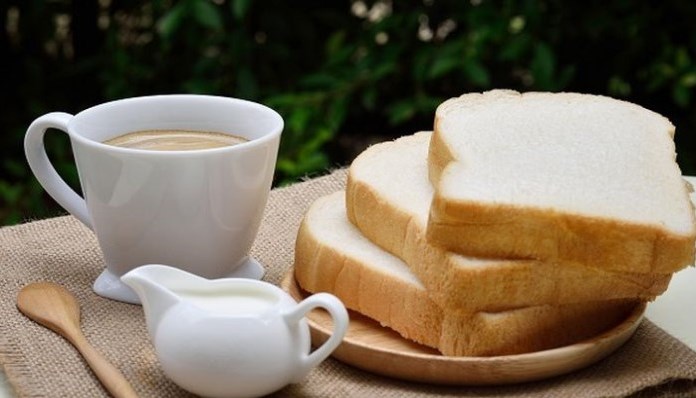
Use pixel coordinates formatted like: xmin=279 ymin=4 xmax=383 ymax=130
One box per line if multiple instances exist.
xmin=104 ymin=130 xmax=249 ymax=151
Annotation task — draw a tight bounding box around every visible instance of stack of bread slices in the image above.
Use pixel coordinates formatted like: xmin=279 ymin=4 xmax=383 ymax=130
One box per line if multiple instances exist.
xmin=293 ymin=90 xmax=696 ymax=357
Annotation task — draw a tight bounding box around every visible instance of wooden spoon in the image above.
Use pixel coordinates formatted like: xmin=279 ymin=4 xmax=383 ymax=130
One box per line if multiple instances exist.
xmin=17 ymin=282 xmax=138 ymax=398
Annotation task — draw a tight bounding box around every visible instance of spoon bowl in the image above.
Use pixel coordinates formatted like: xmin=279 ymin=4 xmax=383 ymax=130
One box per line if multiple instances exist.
xmin=17 ymin=282 xmax=138 ymax=398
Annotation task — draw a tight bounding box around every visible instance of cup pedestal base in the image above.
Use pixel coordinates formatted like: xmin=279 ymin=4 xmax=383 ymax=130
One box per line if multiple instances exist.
xmin=93 ymin=257 xmax=267 ymax=304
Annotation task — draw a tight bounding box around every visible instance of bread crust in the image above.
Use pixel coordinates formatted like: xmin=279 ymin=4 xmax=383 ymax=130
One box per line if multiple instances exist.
xmin=295 ymin=193 xmax=638 ymax=356
xmin=427 ymin=186 xmax=696 ymax=273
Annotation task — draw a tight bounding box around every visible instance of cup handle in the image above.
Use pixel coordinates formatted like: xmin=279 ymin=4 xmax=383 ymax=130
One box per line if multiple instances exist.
xmin=24 ymin=112 xmax=92 ymax=228
xmin=284 ymin=292 xmax=348 ymax=381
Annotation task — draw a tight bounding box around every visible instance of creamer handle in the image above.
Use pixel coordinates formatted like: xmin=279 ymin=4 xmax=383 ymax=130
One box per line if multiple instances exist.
xmin=284 ymin=293 xmax=348 ymax=381
xmin=24 ymin=112 xmax=92 ymax=228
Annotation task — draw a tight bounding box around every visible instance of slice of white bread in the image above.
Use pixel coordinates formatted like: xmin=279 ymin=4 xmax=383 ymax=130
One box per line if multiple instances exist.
xmin=294 ymin=191 xmax=638 ymax=356
xmin=428 ymin=90 xmax=696 ymax=273
xmin=346 ymin=131 xmax=670 ymax=311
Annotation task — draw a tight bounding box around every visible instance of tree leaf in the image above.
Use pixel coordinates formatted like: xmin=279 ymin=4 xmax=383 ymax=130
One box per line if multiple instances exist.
xmin=236 ymin=67 xmax=259 ymax=98
xmin=530 ymin=42 xmax=555 ymax=89
xmin=428 ymin=56 xmax=460 ymax=80
xmin=276 ymin=158 xmax=298 ymax=175
xmin=300 ymin=126 xmax=333 ymax=155
xmin=231 ymin=0 xmax=252 ymax=20
xmin=327 ymin=98 xmax=348 ymax=130
xmin=157 ymin=1 xmax=188 ymax=39
xmin=498 ymin=34 xmax=531 ymax=62
xmin=291 ymin=151 xmax=328 ymax=177
xmin=557 ymin=65 xmax=576 ymax=89
xmin=287 ymin=107 xmax=312 ymax=133
xmin=462 ymin=59 xmax=490 ymax=87
xmin=300 ymin=73 xmax=340 ymax=89
xmin=672 ymin=84 xmax=691 ymax=107
xmin=193 ymin=0 xmax=223 ymax=30
xmin=370 ymin=62 xmax=396 ymax=80
xmin=608 ymin=75 xmax=631 ymax=97
xmin=413 ymin=47 xmax=433 ymax=82
xmin=0 ymin=180 xmax=22 ymax=204
xmin=679 ymin=71 xmax=696 ymax=88
xmin=362 ymin=87 xmax=378 ymax=111
xmin=3 ymin=159 xmax=27 ymax=178
xmin=675 ymin=47 xmax=691 ymax=69
xmin=387 ymin=100 xmax=416 ymax=125
xmin=326 ymin=31 xmax=346 ymax=56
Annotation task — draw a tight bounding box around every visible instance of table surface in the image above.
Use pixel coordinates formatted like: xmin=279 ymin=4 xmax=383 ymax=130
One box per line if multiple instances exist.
xmin=1 ymin=176 xmax=694 ymax=397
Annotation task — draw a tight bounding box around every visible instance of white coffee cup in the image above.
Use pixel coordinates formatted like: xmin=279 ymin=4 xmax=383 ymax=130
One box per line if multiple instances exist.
xmin=24 ymin=95 xmax=283 ymax=303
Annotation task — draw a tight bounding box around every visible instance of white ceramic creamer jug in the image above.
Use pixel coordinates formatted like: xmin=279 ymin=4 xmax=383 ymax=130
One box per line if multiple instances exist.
xmin=121 ymin=264 xmax=349 ymax=398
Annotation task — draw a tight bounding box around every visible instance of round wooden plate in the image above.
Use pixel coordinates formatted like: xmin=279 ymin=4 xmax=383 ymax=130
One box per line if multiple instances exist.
xmin=281 ymin=270 xmax=646 ymax=385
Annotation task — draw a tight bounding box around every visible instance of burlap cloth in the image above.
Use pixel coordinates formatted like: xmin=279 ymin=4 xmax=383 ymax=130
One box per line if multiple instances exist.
xmin=1 ymin=168 xmax=695 ymax=397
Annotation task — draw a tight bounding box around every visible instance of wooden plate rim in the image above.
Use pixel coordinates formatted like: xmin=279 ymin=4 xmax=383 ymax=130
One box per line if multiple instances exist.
xmin=281 ymin=270 xmax=645 ymax=385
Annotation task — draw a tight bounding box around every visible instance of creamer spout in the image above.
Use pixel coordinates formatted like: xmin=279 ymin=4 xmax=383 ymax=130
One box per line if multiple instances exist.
xmin=121 ymin=264 xmax=183 ymax=336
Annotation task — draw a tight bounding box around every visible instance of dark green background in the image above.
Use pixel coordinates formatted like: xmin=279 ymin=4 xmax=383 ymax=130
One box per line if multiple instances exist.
xmin=2 ymin=0 xmax=695 ymax=225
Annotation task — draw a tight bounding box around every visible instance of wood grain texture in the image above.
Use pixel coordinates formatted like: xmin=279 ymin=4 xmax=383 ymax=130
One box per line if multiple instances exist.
xmin=281 ymin=271 xmax=646 ymax=385
xmin=17 ymin=283 xmax=139 ymax=398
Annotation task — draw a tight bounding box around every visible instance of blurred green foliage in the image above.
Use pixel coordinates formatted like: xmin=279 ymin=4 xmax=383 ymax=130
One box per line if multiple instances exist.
xmin=2 ymin=0 xmax=696 ymax=225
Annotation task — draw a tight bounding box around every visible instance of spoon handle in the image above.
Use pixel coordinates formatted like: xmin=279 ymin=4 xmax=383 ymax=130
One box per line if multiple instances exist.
xmin=68 ymin=331 xmax=139 ymax=398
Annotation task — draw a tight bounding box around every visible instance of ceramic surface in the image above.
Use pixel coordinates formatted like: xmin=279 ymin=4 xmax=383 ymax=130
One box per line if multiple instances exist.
xmin=122 ymin=265 xmax=349 ymax=398
xmin=24 ymin=95 xmax=283 ymax=303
